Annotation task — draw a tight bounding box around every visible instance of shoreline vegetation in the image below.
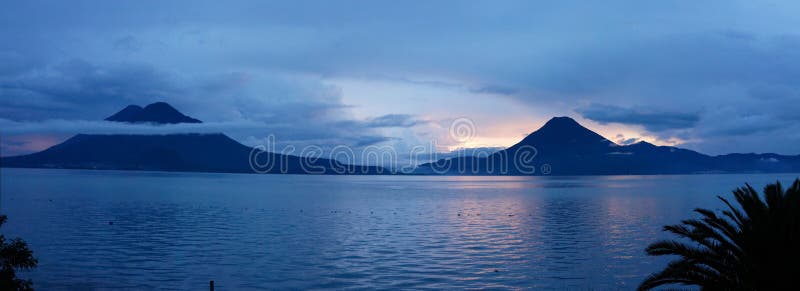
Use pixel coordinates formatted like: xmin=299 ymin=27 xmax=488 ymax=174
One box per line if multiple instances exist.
xmin=640 ymin=179 xmax=800 ymax=290
xmin=0 ymin=215 xmax=37 ymax=290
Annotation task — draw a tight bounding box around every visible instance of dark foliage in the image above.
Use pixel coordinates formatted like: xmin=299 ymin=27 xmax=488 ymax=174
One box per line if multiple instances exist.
xmin=639 ymin=179 xmax=800 ymax=290
xmin=0 ymin=215 xmax=37 ymax=291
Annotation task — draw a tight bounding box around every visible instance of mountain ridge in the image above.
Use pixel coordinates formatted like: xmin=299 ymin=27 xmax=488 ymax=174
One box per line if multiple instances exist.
xmin=105 ymin=102 xmax=202 ymax=124
xmin=2 ymin=102 xmax=386 ymax=174
xmin=414 ymin=116 xmax=800 ymax=175
xmin=2 ymin=104 xmax=799 ymax=175
xmin=1 ymin=133 xmax=387 ymax=174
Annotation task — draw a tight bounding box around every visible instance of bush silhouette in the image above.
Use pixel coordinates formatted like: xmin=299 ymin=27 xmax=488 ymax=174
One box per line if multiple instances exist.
xmin=639 ymin=179 xmax=800 ymax=290
xmin=0 ymin=215 xmax=37 ymax=291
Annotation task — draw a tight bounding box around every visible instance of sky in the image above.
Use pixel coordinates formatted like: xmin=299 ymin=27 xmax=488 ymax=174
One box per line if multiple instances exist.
xmin=2 ymin=0 xmax=800 ymax=165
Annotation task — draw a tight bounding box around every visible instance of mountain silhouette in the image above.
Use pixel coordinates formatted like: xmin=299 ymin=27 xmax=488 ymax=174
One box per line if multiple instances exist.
xmin=3 ymin=108 xmax=798 ymax=175
xmin=1 ymin=134 xmax=385 ymax=174
xmin=105 ymin=102 xmax=201 ymax=124
xmin=414 ymin=116 xmax=800 ymax=175
xmin=2 ymin=103 xmax=386 ymax=174
xmin=505 ymin=116 xmax=616 ymax=155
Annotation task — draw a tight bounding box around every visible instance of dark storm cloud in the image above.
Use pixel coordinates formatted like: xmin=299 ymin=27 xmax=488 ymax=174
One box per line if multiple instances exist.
xmin=577 ymin=104 xmax=700 ymax=132
xmin=0 ymin=58 xmax=399 ymax=153
xmin=1 ymin=1 xmax=800 ymax=155
xmin=0 ymin=60 xmax=179 ymax=121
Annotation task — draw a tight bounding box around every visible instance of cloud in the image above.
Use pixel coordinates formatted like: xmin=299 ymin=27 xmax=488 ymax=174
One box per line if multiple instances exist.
xmin=2 ymin=1 xmax=800 ymax=156
xmin=113 ymin=35 xmax=142 ymax=53
xmin=0 ymin=58 xmax=417 ymax=160
xmin=614 ymin=134 xmax=640 ymax=145
xmin=0 ymin=59 xmax=179 ymax=121
xmin=441 ymin=146 xmax=504 ymax=158
xmin=365 ymin=114 xmax=427 ymax=128
xmin=469 ymin=85 xmax=519 ymax=96
xmin=0 ymin=134 xmax=67 ymax=157
xmin=0 ymin=118 xmax=266 ymax=135
xmin=577 ymin=103 xmax=700 ymax=132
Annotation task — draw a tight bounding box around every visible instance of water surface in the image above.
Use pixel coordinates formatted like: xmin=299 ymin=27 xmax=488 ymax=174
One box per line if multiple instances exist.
xmin=2 ymin=169 xmax=797 ymax=289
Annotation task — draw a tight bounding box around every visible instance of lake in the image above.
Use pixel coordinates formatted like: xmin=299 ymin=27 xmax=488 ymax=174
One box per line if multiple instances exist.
xmin=2 ymin=168 xmax=798 ymax=290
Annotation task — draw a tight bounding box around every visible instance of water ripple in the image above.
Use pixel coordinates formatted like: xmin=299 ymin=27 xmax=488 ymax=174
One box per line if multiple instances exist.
xmin=3 ymin=169 xmax=797 ymax=289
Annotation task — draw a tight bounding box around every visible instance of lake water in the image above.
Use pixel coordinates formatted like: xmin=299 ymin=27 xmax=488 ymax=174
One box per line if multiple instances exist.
xmin=2 ymin=168 xmax=798 ymax=290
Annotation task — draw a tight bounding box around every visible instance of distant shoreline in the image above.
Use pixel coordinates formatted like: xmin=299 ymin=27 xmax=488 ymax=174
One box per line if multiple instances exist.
xmin=4 ymin=165 xmax=799 ymax=177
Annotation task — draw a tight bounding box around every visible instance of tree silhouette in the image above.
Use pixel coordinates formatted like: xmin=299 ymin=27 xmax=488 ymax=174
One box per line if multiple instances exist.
xmin=0 ymin=215 xmax=37 ymax=291
xmin=639 ymin=179 xmax=800 ymax=290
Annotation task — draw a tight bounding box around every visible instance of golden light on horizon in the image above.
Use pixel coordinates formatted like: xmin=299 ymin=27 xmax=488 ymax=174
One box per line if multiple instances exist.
xmin=444 ymin=117 xmax=688 ymax=152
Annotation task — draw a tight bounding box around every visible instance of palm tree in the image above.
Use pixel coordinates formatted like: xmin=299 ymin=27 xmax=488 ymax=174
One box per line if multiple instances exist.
xmin=0 ymin=215 xmax=38 ymax=291
xmin=639 ymin=179 xmax=800 ymax=290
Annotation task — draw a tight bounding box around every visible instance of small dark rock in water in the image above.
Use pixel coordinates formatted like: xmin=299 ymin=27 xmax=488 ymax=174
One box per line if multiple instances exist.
xmin=108 ymin=221 xmax=113 ymax=225
xmin=457 ymin=213 xmax=461 ymax=216
xmin=494 ymin=269 xmax=499 ymax=272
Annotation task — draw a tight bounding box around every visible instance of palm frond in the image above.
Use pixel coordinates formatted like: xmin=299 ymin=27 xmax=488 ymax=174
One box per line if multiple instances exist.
xmin=639 ymin=178 xmax=800 ymax=290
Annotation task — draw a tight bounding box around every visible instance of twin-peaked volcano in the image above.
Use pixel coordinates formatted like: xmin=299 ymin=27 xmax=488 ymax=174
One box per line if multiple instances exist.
xmin=105 ymin=102 xmax=202 ymax=124
xmin=414 ymin=116 xmax=800 ymax=175
xmin=2 ymin=105 xmax=799 ymax=175
xmin=1 ymin=102 xmax=385 ymax=174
